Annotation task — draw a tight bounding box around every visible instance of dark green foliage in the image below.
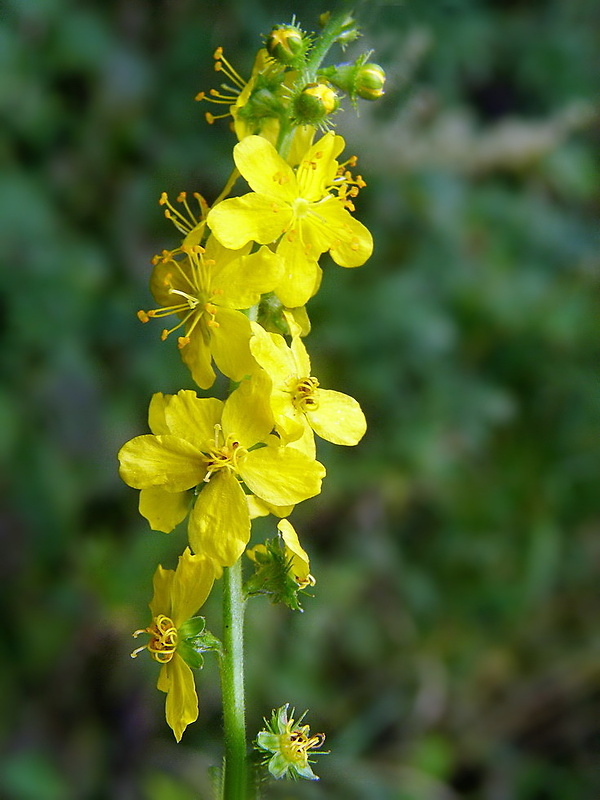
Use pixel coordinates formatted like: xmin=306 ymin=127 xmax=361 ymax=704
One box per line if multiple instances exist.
xmin=1 ymin=0 xmax=597 ymax=798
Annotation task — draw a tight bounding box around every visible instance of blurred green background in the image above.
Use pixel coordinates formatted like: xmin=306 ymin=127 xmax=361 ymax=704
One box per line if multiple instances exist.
xmin=1 ymin=0 xmax=598 ymax=798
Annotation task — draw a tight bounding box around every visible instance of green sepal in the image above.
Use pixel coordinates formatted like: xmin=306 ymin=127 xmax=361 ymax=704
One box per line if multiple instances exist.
xmin=257 ymin=293 xmax=311 ymax=337
xmin=178 ymin=615 xmax=206 ymax=639
xmin=177 ymin=641 xmax=205 ymax=670
xmin=177 ymin=616 xmax=223 ymax=669
xmin=245 ymin=537 xmax=309 ymax=611
xmin=236 ymin=72 xmax=288 ymax=132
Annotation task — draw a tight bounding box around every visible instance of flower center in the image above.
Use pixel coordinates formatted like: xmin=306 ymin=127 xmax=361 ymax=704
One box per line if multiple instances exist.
xmin=203 ymin=426 xmax=247 ymax=481
xmin=280 ymin=725 xmax=326 ymax=766
xmin=292 ymin=197 xmax=310 ymax=218
xmin=137 ymin=245 xmax=224 ymax=348
xmin=131 ymin=614 xmax=178 ymax=664
xmin=291 ymin=377 xmax=320 ymax=412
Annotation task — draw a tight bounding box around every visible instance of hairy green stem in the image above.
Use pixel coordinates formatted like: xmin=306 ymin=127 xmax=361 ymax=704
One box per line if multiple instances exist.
xmin=220 ymin=560 xmax=249 ymax=799
xmin=303 ymin=4 xmax=354 ymax=81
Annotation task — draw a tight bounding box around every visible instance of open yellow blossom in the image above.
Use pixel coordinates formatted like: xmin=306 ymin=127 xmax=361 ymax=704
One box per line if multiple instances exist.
xmin=131 ymin=548 xmax=217 ymax=741
xmin=249 ymin=321 xmax=366 ymax=455
xmin=138 ymin=232 xmax=282 ymax=389
xmin=118 ymin=380 xmax=326 ymax=567
xmin=206 ymin=132 xmax=373 ymax=308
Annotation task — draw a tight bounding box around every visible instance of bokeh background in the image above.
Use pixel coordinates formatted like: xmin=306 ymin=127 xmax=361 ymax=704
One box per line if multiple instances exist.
xmin=2 ymin=0 xmax=598 ymax=798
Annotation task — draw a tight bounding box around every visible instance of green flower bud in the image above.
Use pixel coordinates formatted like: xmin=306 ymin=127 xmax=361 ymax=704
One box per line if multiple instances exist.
xmin=293 ymin=83 xmax=339 ymax=126
xmin=354 ymin=63 xmax=386 ymax=100
xmin=265 ymin=24 xmax=306 ymax=65
xmin=320 ymin=58 xmax=386 ymax=103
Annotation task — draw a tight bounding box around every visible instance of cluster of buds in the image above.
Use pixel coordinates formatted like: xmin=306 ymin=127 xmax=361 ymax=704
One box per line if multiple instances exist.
xmin=197 ymin=14 xmax=385 ymax=135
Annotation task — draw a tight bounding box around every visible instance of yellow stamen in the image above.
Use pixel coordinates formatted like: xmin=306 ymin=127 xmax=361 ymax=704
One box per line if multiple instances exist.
xmin=291 ymin=377 xmax=320 ymax=411
xmin=203 ymin=428 xmax=247 ymax=482
xmin=131 ymin=614 xmax=178 ymax=664
xmin=159 ymin=191 xmax=206 ymax=236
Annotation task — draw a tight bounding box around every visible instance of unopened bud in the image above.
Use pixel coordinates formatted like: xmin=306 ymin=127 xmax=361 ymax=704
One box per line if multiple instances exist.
xmin=265 ymin=24 xmax=306 ymax=65
xmin=293 ymin=83 xmax=339 ymax=126
xmin=320 ymin=58 xmax=386 ymax=103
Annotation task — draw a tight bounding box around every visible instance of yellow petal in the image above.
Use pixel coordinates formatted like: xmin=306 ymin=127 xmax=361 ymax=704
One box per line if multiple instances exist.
xmin=249 ymin=323 xmax=296 ymax=387
xmin=240 ymin=446 xmax=325 ymax=506
xmin=213 ymin=246 xmax=283 ymax=309
xmin=204 ymin=232 xmax=251 ymax=266
xmin=139 ymin=486 xmax=190 ymax=533
xmin=274 ymin=234 xmax=321 ymax=308
xmin=284 ymin=306 xmax=311 ymax=336
xmin=286 ymin=422 xmax=316 ymax=459
xmin=277 ymin=519 xmax=311 ymax=585
xmin=157 ymin=662 xmax=170 ymax=693
xmin=270 ymin=390 xmax=306 ymax=443
xmin=170 ymin=548 xmax=217 ymax=628
xmin=150 ymin=564 xmax=174 ymax=618
xmin=207 ymin=194 xmax=293 ymax=250
xmin=247 ymin=494 xmax=270 ymax=519
xmin=118 ymin=434 xmax=206 ymax=491
xmin=165 ymin=392 xmax=224 ymax=451
xmin=179 ymin=328 xmax=216 ymax=390
xmin=148 ymin=392 xmax=170 ymax=435
xmin=287 ymin=125 xmax=316 ymax=167
xmin=307 ymin=197 xmax=373 ymax=267
xmin=306 ymin=389 xmax=367 ymax=445
xmin=188 ymin=472 xmax=250 ymax=567
xmin=296 ymin=131 xmax=344 ymax=201
xmin=245 ymin=493 xmax=294 ymax=519
xmin=164 ymin=655 xmax=198 ymax=742
xmin=150 ymin=258 xmax=185 ymax=307
xmin=233 ymin=135 xmax=298 ymax=201
xmin=290 ymin=335 xmax=311 ymax=378
xmin=209 ymin=308 xmax=256 ymax=383
xmin=222 ymin=371 xmax=274 ymax=449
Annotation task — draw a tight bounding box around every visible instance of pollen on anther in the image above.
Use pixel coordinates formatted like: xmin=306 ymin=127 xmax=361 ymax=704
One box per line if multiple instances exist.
xmin=161 ymin=329 xmax=169 ymax=341
xmin=177 ymin=336 xmax=190 ymax=349
xmin=195 ymin=91 xmax=206 ymax=101
xmin=137 ymin=310 xmax=150 ymax=323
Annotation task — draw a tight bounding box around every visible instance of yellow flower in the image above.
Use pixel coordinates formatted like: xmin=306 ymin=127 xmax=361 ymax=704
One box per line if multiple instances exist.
xmin=249 ymin=321 xmax=366 ymax=455
xmin=206 ymin=132 xmax=373 ymax=308
xmin=138 ymin=232 xmax=282 ymax=389
xmin=131 ymin=548 xmax=217 ymax=741
xmin=118 ymin=380 xmax=326 ymax=567
xmin=256 ymin=704 xmax=326 ymax=781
